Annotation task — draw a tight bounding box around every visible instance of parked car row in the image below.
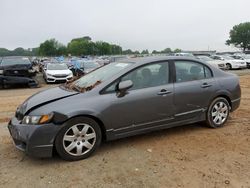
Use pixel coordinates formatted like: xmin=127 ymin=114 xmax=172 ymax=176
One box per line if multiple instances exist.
xmin=0 ymin=52 xmax=249 ymax=89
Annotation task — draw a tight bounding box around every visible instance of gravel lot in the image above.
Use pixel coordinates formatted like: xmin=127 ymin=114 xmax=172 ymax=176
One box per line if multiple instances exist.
xmin=0 ymin=71 xmax=250 ymax=188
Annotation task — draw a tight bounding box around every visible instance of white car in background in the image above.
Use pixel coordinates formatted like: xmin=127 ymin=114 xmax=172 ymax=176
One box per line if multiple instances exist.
xmin=43 ymin=63 xmax=73 ymax=83
xmin=174 ymin=52 xmax=195 ymax=57
xmin=231 ymin=54 xmax=250 ymax=69
xmin=211 ymin=55 xmax=247 ymax=70
xmin=196 ymin=55 xmax=226 ymax=70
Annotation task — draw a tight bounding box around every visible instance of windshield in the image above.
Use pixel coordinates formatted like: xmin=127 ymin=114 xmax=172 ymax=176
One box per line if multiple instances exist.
xmin=72 ymin=62 xmax=133 ymax=90
xmin=197 ymin=56 xmax=213 ymax=61
xmin=222 ymin=56 xmax=234 ymax=60
xmin=1 ymin=57 xmax=31 ymax=66
xmin=47 ymin=63 xmax=68 ymax=70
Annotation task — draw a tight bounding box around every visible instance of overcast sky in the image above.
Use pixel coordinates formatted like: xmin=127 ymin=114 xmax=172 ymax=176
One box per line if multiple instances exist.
xmin=1 ymin=0 xmax=250 ymax=52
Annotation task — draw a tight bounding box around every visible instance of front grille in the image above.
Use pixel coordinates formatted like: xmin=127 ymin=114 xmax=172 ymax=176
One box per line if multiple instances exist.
xmin=4 ymin=70 xmax=29 ymax=77
xmin=53 ymin=74 xmax=68 ymax=78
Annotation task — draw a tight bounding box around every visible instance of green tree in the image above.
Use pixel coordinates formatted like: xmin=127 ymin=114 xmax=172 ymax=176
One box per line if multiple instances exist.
xmin=141 ymin=49 xmax=149 ymax=54
xmin=0 ymin=48 xmax=10 ymax=56
xmin=39 ymin=39 xmax=66 ymax=56
xmin=152 ymin=50 xmax=160 ymax=54
xmin=226 ymin=22 xmax=250 ymax=51
xmin=68 ymin=37 xmax=98 ymax=56
xmin=173 ymin=48 xmax=182 ymax=53
xmin=95 ymin=41 xmax=112 ymax=55
xmin=161 ymin=48 xmax=172 ymax=53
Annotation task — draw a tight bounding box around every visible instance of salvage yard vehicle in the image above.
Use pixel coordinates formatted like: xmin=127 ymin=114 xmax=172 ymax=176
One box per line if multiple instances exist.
xmin=196 ymin=55 xmax=226 ymax=70
xmin=0 ymin=56 xmax=38 ymax=88
xmin=43 ymin=63 xmax=73 ymax=83
xmin=231 ymin=54 xmax=250 ymax=68
xmin=211 ymin=55 xmax=247 ymax=70
xmin=8 ymin=56 xmax=241 ymax=161
xmin=70 ymin=60 xmax=100 ymax=76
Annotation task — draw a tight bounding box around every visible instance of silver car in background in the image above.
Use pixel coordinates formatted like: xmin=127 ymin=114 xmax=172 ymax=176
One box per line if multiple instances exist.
xmin=196 ymin=55 xmax=226 ymax=70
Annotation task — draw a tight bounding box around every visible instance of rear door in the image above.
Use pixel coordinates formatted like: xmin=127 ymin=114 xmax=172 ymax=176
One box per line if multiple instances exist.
xmin=173 ymin=60 xmax=216 ymax=120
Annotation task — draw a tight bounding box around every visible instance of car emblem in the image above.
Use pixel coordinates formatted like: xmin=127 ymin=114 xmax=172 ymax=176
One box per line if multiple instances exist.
xmin=14 ymin=71 xmax=18 ymax=74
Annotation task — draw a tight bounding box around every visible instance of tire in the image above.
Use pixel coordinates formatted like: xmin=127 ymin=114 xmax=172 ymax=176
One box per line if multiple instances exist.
xmin=55 ymin=117 xmax=102 ymax=161
xmin=206 ymin=97 xmax=230 ymax=128
xmin=226 ymin=63 xmax=232 ymax=70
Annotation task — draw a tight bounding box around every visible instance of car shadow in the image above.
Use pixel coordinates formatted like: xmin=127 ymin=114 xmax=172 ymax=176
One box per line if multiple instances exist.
xmin=97 ymin=122 xmax=207 ymax=154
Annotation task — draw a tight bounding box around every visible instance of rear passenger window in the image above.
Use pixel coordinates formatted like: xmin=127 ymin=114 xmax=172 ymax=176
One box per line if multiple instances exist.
xmin=175 ymin=61 xmax=212 ymax=82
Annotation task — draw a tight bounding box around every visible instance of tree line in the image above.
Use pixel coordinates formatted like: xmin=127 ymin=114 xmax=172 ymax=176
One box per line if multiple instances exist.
xmin=0 ymin=36 xmax=183 ymax=57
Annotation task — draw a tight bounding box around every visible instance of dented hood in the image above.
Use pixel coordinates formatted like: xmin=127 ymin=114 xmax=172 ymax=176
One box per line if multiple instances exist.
xmin=19 ymin=86 xmax=79 ymax=116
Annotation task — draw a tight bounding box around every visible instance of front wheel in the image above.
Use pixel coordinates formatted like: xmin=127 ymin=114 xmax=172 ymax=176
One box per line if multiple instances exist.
xmin=226 ymin=63 xmax=232 ymax=70
xmin=206 ymin=97 xmax=230 ymax=128
xmin=55 ymin=117 xmax=102 ymax=161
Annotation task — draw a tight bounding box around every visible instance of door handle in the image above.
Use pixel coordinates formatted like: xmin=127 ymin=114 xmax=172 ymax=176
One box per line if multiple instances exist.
xmin=157 ymin=89 xmax=172 ymax=95
xmin=201 ymin=83 xmax=212 ymax=88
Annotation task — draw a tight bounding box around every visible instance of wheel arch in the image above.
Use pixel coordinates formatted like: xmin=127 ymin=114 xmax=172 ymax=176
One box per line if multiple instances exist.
xmin=63 ymin=114 xmax=107 ymax=141
xmin=211 ymin=94 xmax=232 ymax=110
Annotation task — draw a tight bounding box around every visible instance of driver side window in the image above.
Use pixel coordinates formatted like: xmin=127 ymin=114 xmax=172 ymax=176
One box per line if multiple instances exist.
xmin=105 ymin=62 xmax=169 ymax=92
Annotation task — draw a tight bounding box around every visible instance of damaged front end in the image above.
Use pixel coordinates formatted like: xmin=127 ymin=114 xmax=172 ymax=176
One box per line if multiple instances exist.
xmin=0 ymin=63 xmax=38 ymax=88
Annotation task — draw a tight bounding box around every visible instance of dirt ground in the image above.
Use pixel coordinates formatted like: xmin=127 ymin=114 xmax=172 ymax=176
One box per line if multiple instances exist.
xmin=0 ymin=73 xmax=250 ymax=188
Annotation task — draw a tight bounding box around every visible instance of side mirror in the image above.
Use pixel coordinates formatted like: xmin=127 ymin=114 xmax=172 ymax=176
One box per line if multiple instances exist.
xmin=117 ymin=80 xmax=133 ymax=97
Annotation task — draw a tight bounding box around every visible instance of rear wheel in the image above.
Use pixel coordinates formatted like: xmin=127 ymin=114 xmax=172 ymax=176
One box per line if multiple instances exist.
xmin=55 ymin=117 xmax=102 ymax=161
xmin=206 ymin=97 xmax=230 ymax=128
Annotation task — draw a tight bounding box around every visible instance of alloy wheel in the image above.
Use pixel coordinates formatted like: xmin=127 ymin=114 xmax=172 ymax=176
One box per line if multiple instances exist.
xmin=63 ymin=124 xmax=96 ymax=156
xmin=211 ymin=101 xmax=229 ymax=125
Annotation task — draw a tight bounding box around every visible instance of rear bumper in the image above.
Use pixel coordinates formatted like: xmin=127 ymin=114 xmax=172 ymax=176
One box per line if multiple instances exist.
xmin=231 ymin=98 xmax=241 ymax=112
xmin=8 ymin=117 xmax=60 ymax=158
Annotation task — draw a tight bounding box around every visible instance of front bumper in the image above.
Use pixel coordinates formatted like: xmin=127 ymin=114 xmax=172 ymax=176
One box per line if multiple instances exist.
xmin=46 ymin=75 xmax=73 ymax=83
xmin=0 ymin=75 xmax=38 ymax=87
xmin=8 ymin=117 xmax=60 ymax=158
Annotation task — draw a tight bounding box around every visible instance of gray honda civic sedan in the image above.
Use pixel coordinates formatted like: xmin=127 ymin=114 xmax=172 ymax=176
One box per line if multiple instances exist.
xmin=8 ymin=56 xmax=241 ymax=161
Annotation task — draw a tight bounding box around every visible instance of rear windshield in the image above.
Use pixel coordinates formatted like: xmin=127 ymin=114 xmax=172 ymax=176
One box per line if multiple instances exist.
xmin=1 ymin=57 xmax=31 ymax=66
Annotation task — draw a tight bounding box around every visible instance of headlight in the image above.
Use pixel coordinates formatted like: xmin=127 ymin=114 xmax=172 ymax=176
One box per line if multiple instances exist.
xmin=22 ymin=113 xmax=53 ymax=125
xmin=47 ymin=73 xmax=53 ymax=77
xmin=0 ymin=70 xmax=3 ymax=74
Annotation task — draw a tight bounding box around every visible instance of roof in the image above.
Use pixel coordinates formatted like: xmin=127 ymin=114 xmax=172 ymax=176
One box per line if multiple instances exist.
xmin=122 ymin=56 xmax=200 ymax=65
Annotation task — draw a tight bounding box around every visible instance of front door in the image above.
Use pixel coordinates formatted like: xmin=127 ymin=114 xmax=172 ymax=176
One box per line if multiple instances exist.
xmin=103 ymin=61 xmax=175 ymax=134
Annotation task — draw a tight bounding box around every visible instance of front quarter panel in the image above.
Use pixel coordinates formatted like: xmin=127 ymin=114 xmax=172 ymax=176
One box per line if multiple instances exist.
xmin=29 ymin=92 xmax=113 ymax=129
